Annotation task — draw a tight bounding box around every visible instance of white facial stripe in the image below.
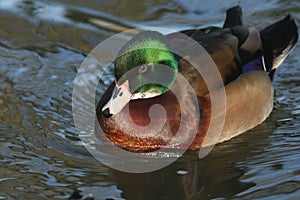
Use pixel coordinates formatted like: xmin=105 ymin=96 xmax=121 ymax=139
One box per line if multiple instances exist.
xmin=131 ymin=90 xmax=161 ymax=100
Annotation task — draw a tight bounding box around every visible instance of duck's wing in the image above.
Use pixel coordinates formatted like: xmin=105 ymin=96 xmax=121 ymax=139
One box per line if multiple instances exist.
xmin=168 ymin=24 xmax=253 ymax=96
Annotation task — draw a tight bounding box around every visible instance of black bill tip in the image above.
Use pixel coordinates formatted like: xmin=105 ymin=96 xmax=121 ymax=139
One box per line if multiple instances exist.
xmin=102 ymin=108 xmax=113 ymax=118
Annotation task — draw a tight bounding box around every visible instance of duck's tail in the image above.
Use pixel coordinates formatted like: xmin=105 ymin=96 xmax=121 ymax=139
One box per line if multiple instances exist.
xmin=260 ymin=14 xmax=298 ymax=79
xmin=223 ymin=6 xmax=298 ymax=80
xmin=223 ymin=6 xmax=243 ymax=28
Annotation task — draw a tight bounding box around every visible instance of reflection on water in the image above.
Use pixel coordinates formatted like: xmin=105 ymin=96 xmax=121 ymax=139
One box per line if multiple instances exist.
xmin=0 ymin=0 xmax=299 ymax=199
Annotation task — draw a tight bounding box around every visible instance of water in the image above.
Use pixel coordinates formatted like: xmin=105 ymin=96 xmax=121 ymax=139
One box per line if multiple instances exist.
xmin=0 ymin=0 xmax=299 ymax=199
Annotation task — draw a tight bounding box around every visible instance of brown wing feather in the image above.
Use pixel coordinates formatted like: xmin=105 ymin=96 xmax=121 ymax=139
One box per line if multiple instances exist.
xmin=167 ymin=27 xmax=248 ymax=97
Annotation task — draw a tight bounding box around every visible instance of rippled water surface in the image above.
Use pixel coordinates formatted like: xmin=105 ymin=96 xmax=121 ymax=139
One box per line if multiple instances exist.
xmin=0 ymin=0 xmax=300 ymax=199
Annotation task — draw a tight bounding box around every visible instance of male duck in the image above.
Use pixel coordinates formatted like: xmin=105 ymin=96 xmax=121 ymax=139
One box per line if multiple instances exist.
xmin=97 ymin=6 xmax=298 ymax=152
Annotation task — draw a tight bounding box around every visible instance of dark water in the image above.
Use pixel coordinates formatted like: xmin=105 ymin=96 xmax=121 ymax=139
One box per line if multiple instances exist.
xmin=0 ymin=0 xmax=300 ymax=199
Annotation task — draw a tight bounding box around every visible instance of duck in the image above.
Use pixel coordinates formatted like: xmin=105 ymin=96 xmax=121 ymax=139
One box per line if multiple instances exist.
xmin=96 ymin=6 xmax=298 ymax=152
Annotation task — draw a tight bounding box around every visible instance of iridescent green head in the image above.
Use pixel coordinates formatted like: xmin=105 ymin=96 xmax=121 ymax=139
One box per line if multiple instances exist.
xmin=115 ymin=31 xmax=178 ymax=97
xmin=102 ymin=31 xmax=178 ymax=117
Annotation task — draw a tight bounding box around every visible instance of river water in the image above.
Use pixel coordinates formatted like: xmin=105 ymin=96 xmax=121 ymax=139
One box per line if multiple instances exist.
xmin=0 ymin=0 xmax=299 ymax=199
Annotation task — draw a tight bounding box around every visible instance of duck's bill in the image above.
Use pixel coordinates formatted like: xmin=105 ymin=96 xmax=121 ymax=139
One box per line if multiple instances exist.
xmin=102 ymin=80 xmax=132 ymax=118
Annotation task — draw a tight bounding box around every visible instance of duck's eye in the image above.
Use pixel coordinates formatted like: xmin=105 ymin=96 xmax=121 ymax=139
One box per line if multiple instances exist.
xmin=138 ymin=65 xmax=148 ymax=74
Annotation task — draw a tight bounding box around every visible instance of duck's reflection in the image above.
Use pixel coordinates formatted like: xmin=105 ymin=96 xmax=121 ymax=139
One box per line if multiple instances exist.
xmin=109 ymin=153 xmax=253 ymax=199
xmin=105 ymin=118 xmax=277 ymax=200
xmin=108 ymin=148 xmax=253 ymax=200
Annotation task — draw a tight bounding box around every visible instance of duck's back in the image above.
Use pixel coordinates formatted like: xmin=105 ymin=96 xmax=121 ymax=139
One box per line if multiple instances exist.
xmin=166 ymin=25 xmax=253 ymax=96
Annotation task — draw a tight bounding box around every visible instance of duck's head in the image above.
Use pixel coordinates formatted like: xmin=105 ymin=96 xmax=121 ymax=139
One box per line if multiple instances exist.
xmin=102 ymin=31 xmax=178 ymax=118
